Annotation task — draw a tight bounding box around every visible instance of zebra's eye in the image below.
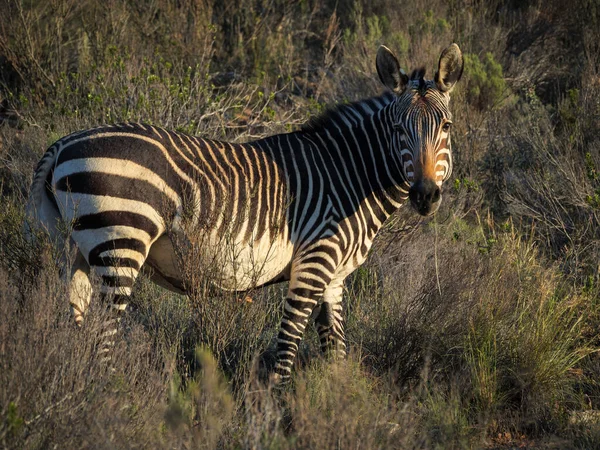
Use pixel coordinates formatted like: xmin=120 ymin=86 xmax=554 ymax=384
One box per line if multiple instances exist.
xmin=393 ymin=123 xmax=404 ymax=133
xmin=442 ymin=122 xmax=452 ymax=132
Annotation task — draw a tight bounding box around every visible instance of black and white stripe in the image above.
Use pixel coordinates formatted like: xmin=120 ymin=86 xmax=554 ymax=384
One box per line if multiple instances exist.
xmin=27 ymin=44 xmax=463 ymax=381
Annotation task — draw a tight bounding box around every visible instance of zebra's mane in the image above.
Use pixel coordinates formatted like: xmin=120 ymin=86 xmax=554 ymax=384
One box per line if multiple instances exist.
xmin=301 ymin=92 xmax=395 ymax=133
xmin=409 ymin=67 xmax=428 ymax=94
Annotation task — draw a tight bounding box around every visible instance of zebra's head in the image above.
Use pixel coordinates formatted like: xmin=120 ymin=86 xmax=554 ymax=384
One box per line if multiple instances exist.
xmin=376 ymin=44 xmax=463 ymax=216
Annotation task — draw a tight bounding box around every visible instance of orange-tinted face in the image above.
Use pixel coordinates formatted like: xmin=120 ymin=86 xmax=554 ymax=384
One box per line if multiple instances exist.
xmin=376 ymin=43 xmax=463 ymax=216
xmin=391 ymin=78 xmax=454 ymax=215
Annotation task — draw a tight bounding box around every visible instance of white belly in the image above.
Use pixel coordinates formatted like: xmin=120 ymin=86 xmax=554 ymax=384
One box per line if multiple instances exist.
xmin=146 ymin=228 xmax=294 ymax=292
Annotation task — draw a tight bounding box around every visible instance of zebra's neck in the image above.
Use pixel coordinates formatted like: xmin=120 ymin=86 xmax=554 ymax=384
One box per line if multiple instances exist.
xmin=296 ymin=93 xmax=409 ymax=216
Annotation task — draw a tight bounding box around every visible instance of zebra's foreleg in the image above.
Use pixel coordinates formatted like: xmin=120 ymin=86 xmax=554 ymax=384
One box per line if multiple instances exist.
xmin=272 ymin=269 xmax=331 ymax=384
xmin=315 ymin=281 xmax=346 ymax=359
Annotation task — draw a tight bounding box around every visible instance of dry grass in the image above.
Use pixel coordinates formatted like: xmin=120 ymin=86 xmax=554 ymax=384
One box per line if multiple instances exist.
xmin=1 ymin=207 xmax=594 ymax=448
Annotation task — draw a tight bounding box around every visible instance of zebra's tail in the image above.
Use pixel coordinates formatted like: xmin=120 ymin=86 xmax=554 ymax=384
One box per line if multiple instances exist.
xmin=25 ymin=143 xmax=61 ymax=241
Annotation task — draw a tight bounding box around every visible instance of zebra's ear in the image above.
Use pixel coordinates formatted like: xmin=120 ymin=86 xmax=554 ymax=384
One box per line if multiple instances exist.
xmin=376 ymin=45 xmax=409 ymax=94
xmin=435 ymin=43 xmax=464 ymax=93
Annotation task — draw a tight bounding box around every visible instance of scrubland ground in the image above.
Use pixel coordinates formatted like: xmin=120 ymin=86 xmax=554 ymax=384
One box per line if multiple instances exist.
xmin=1 ymin=0 xmax=600 ymax=448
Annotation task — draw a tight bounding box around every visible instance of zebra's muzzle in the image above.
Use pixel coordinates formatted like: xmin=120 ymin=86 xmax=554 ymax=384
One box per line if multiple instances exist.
xmin=409 ymin=179 xmax=441 ymax=216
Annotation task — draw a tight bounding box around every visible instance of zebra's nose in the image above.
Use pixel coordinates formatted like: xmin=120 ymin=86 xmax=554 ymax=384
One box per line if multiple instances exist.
xmin=409 ymin=179 xmax=441 ymax=216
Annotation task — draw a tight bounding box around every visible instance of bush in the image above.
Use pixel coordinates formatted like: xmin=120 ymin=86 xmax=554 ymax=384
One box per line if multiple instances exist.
xmin=464 ymin=52 xmax=508 ymax=110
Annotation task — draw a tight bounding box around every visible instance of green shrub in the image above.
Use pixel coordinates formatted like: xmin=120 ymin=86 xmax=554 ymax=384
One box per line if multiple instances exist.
xmin=409 ymin=9 xmax=450 ymax=37
xmin=464 ymin=52 xmax=508 ymax=109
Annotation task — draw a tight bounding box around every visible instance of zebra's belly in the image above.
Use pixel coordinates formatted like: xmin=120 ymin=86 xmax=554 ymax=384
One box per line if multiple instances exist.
xmin=146 ymin=232 xmax=294 ymax=292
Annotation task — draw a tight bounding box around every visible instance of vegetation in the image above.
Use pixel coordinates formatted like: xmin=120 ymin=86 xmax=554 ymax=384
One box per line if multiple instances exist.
xmin=1 ymin=0 xmax=600 ymax=447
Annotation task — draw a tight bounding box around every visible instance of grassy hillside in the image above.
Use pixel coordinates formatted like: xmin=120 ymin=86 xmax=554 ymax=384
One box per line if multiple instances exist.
xmin=1 ymin=0 xmax=600 ymax=448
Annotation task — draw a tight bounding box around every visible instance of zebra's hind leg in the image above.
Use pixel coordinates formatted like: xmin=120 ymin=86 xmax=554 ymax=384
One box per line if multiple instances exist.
xmin=90 ymin=262 xmax=140 ymax=363
xmin=66 ymin=251 xmax=131 ymax=363
xmin=314 ymin=282 xmax=347 ymax=359
xmin=68 ymin=251 xmax=92 ymax=327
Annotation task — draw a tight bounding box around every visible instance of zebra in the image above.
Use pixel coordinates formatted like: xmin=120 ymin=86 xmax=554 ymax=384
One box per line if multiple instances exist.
xmin=26 ymin=44 xmax=463 ymax=383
